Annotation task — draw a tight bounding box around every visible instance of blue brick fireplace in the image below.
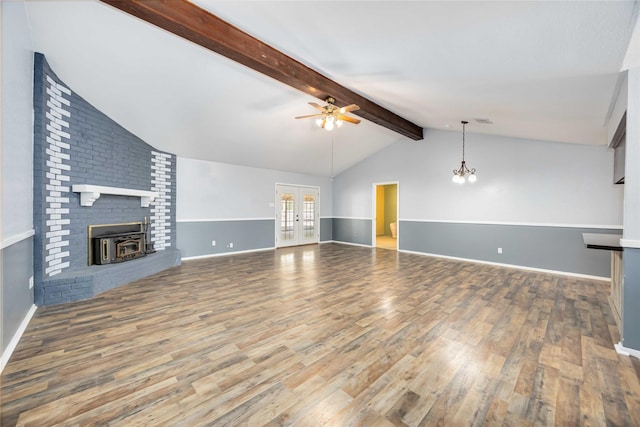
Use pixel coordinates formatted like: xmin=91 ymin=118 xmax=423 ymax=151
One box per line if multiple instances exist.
xmin=32 ymin=53 xmax=180 ymax=305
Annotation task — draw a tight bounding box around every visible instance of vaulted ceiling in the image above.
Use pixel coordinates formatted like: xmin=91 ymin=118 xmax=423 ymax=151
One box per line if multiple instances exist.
xmin=25 ymin=1 xmax=639 ymax=176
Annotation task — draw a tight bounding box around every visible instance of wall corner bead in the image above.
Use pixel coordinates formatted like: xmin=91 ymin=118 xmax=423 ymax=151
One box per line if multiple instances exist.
xmin=72 ymin=184 xmax=158 ymax=207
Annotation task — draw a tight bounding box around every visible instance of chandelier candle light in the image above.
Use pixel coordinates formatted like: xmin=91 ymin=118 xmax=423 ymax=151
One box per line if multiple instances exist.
xmin=452 ymin=120 xmax=477 ymax=184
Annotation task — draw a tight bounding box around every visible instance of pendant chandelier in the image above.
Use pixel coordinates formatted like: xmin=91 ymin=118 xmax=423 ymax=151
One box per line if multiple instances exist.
xmin=452 ymin=120 xmax=477 ymax=184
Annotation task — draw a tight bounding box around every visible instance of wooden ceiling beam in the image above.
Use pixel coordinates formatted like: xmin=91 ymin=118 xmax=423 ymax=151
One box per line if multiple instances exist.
xmin=100 ymin=0 xmax=423 ymax=140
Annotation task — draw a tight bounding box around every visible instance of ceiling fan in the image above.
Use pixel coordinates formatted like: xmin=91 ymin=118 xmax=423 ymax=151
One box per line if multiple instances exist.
xmin=295 ymin=96 xmax=360 ymax=131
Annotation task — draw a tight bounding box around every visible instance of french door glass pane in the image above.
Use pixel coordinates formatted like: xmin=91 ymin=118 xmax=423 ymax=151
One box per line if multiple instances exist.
xmin=303 ymin=194 xmax=316 ymax=238
xmin=280 ymin=193 xmax=295 ymax=241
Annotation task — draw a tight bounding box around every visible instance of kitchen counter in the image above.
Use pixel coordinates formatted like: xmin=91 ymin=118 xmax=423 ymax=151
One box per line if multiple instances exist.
xmin=582 ymin=233 xmax=623 ymax=251
xmin=582 ymin=232 xmax=623 ymax=332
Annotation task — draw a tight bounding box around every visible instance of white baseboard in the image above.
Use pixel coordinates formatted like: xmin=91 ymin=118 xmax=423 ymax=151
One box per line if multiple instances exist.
xmin=615 ymin=342 xmax=640 ymax=359
xmin=328 ymin=240 xmax=373 ymax=248
xmin=181 ymin=247 xmax=275 ymax=261
xmin=1 ymin=304 xmax=37 ymax=374
xmin=398 ymin=249 xmax=610 ymax=281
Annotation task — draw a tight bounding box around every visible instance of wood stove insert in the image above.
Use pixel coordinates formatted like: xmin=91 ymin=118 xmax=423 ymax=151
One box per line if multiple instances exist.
xmin=88 ymin=222 xmax=148 ymax=265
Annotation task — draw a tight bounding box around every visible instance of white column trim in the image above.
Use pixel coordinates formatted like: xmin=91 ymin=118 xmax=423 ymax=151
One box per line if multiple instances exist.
xmin=620 ymin=239 xmax=640 ymax=249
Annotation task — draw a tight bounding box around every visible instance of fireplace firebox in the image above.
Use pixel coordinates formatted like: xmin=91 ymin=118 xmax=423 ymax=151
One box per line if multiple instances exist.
xmin=88 ymin=221 xmax=152 ymax=265
xmin=93 ymin=232 xmax=145 ymax=265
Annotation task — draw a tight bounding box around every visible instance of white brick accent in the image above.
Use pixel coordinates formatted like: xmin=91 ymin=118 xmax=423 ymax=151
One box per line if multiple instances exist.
xmin=150 ymin=151 xmax=172 ymax=251
xmin=44 ymin=74 xmax=72 ymax=277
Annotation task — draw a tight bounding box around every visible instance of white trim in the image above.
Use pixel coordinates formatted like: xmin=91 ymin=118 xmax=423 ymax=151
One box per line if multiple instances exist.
xmin=318 ymin=217 xmax=623 ymax=230
xmin=177 ymin=218 xmax=274 ymax=223
xmin=1 ymin=229 xmax=35 ymax=249
xmin=333 ymin=216 xmax=372 ymax=221
xmin=615 ymin=342 xmax=640 ymax=359
xmin=1 ymin=305 xmax=37 ymax=374
xmin=72 ymin=184 xmax=158 ymax=207
xmin=181 ymin=247 xmax=275 ymax=261
xmin=330 ymin=240 xmax=373 ymax=248
xmin=620 ymin=239 xmax=640 ymax=249
xmin=274 ymin=182 xmax=320 ymax=190
xmin=398 ymin=249 xmax=610 ymax=281
xmin=399 ymin=219 xmax=623 ymax=230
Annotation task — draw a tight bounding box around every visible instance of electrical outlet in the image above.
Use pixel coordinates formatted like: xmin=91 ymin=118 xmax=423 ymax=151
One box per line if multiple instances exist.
xmin=498 ymin=248 xmax=502 ymax=254
xmin=211 ymin=240 xmax=216 ymax=246
xmin=29 ymin=276 xmax=34 ymax=289
xmin=229 ymin=242 xmax=234 ymax=248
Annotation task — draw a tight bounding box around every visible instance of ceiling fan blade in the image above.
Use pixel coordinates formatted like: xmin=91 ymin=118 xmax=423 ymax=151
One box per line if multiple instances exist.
xmin=295 ymin=113 xmax=324 ymax=119
xmin=339 ymin=104 xmax=360 ymax=113
xmin=309 ymin=102 xmax=328 ymax=113
xmin=336 ymin=114 xmax=361 ymax=124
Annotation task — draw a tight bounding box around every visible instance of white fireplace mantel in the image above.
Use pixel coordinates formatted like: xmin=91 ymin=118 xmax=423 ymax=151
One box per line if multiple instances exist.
xmin=72 ymin=184 xmax=158 ymax=207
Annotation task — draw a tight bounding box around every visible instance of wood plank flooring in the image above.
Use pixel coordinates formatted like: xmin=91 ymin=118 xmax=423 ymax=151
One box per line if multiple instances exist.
xmin=2 ymin=243 xmax=640 ymax=426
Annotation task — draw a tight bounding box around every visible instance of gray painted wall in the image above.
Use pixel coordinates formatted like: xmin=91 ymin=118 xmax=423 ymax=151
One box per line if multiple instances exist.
xmin=401 ymin=221 xmax=617 ymax=277
xmin=334 ymin=129 xmax=623 ymax=225
xmin=177 ymin=220 xmax=275 ymax=258
xmin=333 ymin=218 xmax=372 ymax=246
xmin=1 ymin=2 xmax=35 ymax=358
xmin=1 ymin=239 xmax=34 ymax=356
xmin=320 ymin=218 xmax=332 ymax=242
xmin=178 ymin=217 xmax=334 ymax=258
xmin=623 ymin=248 xmax=640 ymax=349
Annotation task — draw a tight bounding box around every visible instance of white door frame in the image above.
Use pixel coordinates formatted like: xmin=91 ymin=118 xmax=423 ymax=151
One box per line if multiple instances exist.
xmin=371 ymin=181 xmax=399 ymax=248
xmin=275 ymin=183 xmax=321 ymax=248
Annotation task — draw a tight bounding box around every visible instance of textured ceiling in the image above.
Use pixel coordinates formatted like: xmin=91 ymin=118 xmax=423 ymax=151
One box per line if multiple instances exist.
xmin=25 ymin=1 xmax=639 ymax=176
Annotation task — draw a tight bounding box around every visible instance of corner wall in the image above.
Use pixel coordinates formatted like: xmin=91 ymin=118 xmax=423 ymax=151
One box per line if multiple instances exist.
xmin=1 ymin=1 xmax=36 ymax=368
xmin=621 ymin=65 xmax=640 ymax=351
xmin=177 ymin=157 xmax=332 ymax=258
xmin=333 ymin=128 xmax=623 ymax=277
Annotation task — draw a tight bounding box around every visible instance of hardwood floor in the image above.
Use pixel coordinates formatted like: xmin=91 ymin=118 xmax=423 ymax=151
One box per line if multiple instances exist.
xmin=2 ymin=243 xmax=640 ymax=426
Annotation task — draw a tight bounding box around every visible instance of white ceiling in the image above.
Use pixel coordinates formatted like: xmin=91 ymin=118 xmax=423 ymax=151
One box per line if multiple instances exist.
xmin=25 ymin=1 xmax=639 ymax=176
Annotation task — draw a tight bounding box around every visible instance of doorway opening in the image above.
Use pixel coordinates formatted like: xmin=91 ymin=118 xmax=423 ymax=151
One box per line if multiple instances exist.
xmin=275 ymin=184 xmax=320 ymax=248
xmin=373 ymin=182 xmax=398 ymax=250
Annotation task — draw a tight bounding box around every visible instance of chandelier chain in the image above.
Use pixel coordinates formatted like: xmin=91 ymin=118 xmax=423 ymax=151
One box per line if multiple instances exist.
xmin=452 ymin=120 xmax=476 ymax=184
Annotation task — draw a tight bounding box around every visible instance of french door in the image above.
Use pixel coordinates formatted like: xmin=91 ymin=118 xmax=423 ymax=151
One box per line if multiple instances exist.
xmin=275 ymin=184 xmax=320 ymax=247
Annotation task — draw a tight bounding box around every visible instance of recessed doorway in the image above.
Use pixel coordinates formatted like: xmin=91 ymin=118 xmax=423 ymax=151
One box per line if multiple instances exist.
xmin=372 ymin=182 xmax=398 ymax=250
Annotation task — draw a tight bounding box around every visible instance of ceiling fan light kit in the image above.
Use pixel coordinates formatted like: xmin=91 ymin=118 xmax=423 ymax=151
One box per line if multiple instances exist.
xmin=296 ymin=96 xmax=360 ymax=131
xmin=452 ymin=121 xmax=477 ymax=184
